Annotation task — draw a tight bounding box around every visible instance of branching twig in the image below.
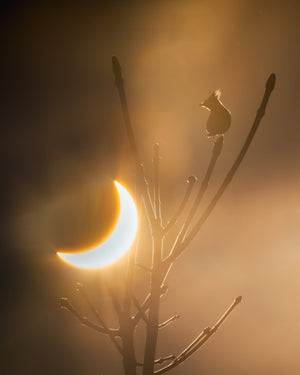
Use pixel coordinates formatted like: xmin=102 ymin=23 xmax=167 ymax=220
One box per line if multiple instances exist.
xmin=76 ymin=283 xmax=113 ymax=329
xmin=164 ymin=176 xmax=197 ymax=234
xmin=162 ymin=74 xmax=276 ymax=277
xmin=137 ymin=355 xmax=176 ymax=367
xmin=154 ymin=296 xmax=242 ymax=374
xmin=132 ymin=295 xmax=149 ymax=325
xmin=61 ymin=58 xmax=276 ymax=375
xmin=59 ymin=297 xmax=121 ymax=338
xmin=132 ymin=285 xmax=168 ymax=327
xmin=75 ymin=284 xmax=123 ymax=354
xmin=138 ymin=163 xmax=156 ymax=225
xmin=173 ymin=136 xmax=224 ymax=247
xmin=159 ymin=315 xmax=180 ymax=329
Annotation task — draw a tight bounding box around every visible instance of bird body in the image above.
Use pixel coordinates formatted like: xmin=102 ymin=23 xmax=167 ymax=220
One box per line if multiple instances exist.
xmin=200 ymin=90 xmax=231 ymax=137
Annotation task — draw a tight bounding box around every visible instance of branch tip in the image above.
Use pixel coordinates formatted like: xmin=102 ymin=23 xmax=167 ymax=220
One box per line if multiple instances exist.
xmin=112 ymin=56 xmax=123 ymax=83
xmin=235 ymin=295 xmax=242 ymax=304
xmin=266 ymin=73 xmax=276 ymax=92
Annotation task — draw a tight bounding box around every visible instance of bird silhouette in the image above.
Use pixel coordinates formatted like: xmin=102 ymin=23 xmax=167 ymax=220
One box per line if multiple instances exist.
xmin=200 ymin=89 xmax=231 ymax=137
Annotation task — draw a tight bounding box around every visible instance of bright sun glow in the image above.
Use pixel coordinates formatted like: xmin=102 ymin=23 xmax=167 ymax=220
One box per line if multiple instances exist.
xmin=57 ymin=181 xmax=138 ymax=269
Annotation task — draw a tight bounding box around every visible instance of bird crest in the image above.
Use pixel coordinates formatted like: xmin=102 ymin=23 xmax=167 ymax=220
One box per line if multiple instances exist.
xmin=200 ymin=89 xmax=222 ymax=110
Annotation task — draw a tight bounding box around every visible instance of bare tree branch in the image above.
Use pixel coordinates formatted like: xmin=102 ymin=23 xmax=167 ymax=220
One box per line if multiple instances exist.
xmin=169 ymin=136 xmax=223 ymax=253
xmin=161 ymin=74 xmax=276 ymax=277
xmin=59 ymin=297 xmax=121 ymax=339
xmin=132 ymin=285 xmax=168 ymax=327
xmin=112 ymin=56 xmax=155 ymax=225
xmin=75 ymin=284 xmax=124 ymax=354
xmin=112 ymin=56 xmax=140 ymax=163
xmin=159 ymin=315 xmax=180 ymax=329
xmin=138 ymin=163 xmax=156 ymax=225
xmin=76 ymin=283 xmax=114 ymax=329
xmin=154 ymin=296 xmax=242 ymax=374
xmin=62 ymin=59 xmax=276 ymax=375
xmin=164 ymin=176 xmax=197 ymax=234
xmin=182 ymin=74 xmax=276 ymax=251
xmin=137 ymin=355 xmax=176 ymax=367
xmin=132 ymin=295 xmax=149 ymax=325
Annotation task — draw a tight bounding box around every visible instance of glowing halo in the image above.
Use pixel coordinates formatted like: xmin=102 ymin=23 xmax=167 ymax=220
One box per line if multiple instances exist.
xmin=57 ymin=181 xmax=138 ymax=269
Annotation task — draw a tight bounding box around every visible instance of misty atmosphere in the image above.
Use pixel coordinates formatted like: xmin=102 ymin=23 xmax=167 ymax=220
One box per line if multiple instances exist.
xmin=1 ymin=1 xmax=300 ymax=374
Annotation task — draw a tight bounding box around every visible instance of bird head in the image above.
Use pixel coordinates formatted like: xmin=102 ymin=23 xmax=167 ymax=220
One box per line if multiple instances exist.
xmin=200 ymin=89 xmax=221 ymax=111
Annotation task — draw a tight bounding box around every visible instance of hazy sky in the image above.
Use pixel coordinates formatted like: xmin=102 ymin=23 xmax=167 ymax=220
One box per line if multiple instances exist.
xmin=1 ymin=1 xmax=300 ymax=374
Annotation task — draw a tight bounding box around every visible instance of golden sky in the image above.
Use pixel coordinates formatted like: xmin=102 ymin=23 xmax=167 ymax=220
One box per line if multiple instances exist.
xmin=1 ymin=1 xmax=300 ymax=374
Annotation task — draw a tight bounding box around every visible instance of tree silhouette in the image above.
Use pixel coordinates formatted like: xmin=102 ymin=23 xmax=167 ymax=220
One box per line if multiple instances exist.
xmin=60 ymin=57 xmax=275 ymax=375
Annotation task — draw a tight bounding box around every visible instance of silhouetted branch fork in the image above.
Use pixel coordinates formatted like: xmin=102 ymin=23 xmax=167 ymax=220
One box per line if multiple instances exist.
xmin=76 ymin=283 xmax=110 ymax=330
xmin=132 ymin=285 xmax=168 ymax=326
xmin=181 ymin=74 xmax=276 ymax=251
xmin=175 ymin=136 xmax=224 ymax=245
xmin=137 ymin=355 xmax=176 ymax=367
xmin=159 ymin=315 xmax=180 ymax=329
xmin=132 ymin=294 xmax=150 ymax=326
xmin=76 ymin=283 xmax=125 ymax=354
xmin=59 ymin=298 xmax=120 ymax=338
xmin=161 ymin=74 xmax=276 ymax=277
xmin=164 ymin=176 xmax=197 ymax=234
xmin=154 ymin=296 xmax=242 ymax=374
xmin=175 ymin=326 xmax=211 ymax=361
xmin=132 ymin=295 xmax=149 ymax=324
xmin=138 ymin=163 xmax=156 ymax=225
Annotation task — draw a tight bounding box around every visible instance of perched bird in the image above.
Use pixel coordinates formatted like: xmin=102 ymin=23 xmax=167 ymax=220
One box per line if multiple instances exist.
xmin=200 ymin=89 xmax=231 ymax=137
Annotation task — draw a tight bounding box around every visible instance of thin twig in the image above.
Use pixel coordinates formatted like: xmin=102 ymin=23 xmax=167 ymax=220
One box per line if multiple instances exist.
xmin=154 ymin=296 xmax=242 ymax=374
xmin=175 ymin=327 xmax=210 ymax=361
xmin=138 ymin=164 xmax=156 ymax=225
xmin=164 ymin=176 xmax=197 ymax=234
xmin=159 ymin=315 xmax=180 ymax=329
xmin=162 ymin=73 xmax=276 ymax=276
xmin=132 ymin=285 xmax=168 ymax=327
xmin=75 ymin=284 xmax=123 ymax=354
xmin=136 ymin=355 xmax=176 ymax=367
xmin=173 ymin=136 xmax=223 ymax=247
xmin=183 ymin=74 xmax=276 ymax=249
xmin=76 ymin=283 xmax=108 ymax=328
xmin=112 ymin=56 xmax=140 ymax=163
xmin=59 ymin=298 xmax=121 ymax=338
xmin=112 ymin=56 xmax=155 ymax=225
xmin=132 ymin=295 xmax=149 ymax=325
xmin=123 ymin=195 xmax=142 ymax=313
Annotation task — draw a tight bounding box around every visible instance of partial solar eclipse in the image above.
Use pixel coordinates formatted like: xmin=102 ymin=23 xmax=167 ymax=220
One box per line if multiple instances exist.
xmin=57 ymin=181 xmax=138 ymax=269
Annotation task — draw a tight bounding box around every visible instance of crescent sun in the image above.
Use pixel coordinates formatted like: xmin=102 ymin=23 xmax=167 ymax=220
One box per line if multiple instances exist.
xmin=57 ymin=181 xmax=138 ymax=269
